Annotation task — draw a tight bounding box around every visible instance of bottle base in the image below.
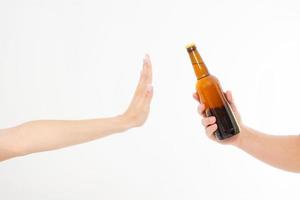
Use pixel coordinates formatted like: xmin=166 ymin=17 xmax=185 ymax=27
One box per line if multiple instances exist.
xmin=215 ymin=128 xmax=240 ymax=140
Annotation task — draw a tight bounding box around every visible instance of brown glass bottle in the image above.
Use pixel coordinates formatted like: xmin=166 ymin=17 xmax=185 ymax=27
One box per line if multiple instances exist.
xmin=186 ymin=43 xmax=240 ymax=140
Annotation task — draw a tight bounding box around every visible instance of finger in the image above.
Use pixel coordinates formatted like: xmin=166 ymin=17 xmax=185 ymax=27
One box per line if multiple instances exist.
xmin=134 ymin=68 xmax=146 ymax=99
xmin=138 ymin=57 xmax=148 ymax=86
xmin=131 ymin=74 xmax=145 ymax=104
xmin=143 ymin=85 xmax=154 ymax=108
xmin=197 ymin=104 xmax=206 ymax=117
xmin=132 ymin=56 xmax=152 ymax=102
xmin=144 ymin=54 xmax=152 ymax=84
xmin=193 ymin=93 xmax=200 ymax=102
xmin=139 ymin=54 xmax=151 ymax=86
xmin=206 ymin=124 xmax=218 ymax=139
xmin=136 ymin=55 xmax=151 ymax=93
xmin=201 ymin=116 xmax=216 ymax=127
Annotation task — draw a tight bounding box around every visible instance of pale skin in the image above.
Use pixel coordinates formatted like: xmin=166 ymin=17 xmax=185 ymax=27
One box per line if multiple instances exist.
xmin=0 ymin=55 xmax=153 ymax=162
xmin=193 ymin=91 xmax=300 ymax=173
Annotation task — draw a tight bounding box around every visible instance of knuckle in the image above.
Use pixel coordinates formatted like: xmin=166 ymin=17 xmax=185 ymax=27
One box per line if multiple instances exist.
xmin=212 ymin=124 xmax=218 ymax=131
xmin=210 ymin=117 xmax=216 ymax=123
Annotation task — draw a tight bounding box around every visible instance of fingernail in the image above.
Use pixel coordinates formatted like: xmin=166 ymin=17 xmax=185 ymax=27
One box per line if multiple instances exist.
xmin=144 ymin=54 xmax=150 ymax=63
xmin=146 ymin=84 xmax=153 ymax=92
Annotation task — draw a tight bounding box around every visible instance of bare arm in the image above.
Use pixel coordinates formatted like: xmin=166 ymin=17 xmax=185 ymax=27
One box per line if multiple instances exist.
xmin=194 ymin=91 xmax=300 ymax=173
xmin=0 ymin=55 xmax=153 ymax=162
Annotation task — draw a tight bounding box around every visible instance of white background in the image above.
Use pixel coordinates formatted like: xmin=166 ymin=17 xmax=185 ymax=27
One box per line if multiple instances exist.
xmin=0 ymin=0 xmax=300 ymax=199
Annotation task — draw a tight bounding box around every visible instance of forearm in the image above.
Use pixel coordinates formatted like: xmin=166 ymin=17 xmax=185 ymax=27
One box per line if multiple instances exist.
xmin=0 ymin=115 xmax=131 ymax=160
xmin=236 ymin=126 xmax=300 ymax=172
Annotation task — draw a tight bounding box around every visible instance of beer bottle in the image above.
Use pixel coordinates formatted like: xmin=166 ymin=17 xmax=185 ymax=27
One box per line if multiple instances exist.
xmin=186 ymin=43 xmax=240 ymax=140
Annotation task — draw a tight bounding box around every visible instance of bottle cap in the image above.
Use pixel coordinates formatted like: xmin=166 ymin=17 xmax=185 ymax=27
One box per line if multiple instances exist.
xmin=185 ymin=42 xmax=196 ymax=49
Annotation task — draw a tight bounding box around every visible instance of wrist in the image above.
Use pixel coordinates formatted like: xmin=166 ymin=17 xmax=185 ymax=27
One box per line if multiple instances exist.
xmin=232 ymin=124 xmax=249 ymax=148
xmin=114 ymin=114 xmax=134 ymax=133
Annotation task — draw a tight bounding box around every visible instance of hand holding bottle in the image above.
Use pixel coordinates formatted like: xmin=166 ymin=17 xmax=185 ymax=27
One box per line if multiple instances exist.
xmin=194 ymin=89 xmax=300 ymax=172
xmin=193 ymin=90 xmax=242 ymax=145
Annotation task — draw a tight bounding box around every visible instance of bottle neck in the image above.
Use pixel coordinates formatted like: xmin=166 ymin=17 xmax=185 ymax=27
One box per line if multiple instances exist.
xmin=187 ymin=45 xmax=209 ymax=80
